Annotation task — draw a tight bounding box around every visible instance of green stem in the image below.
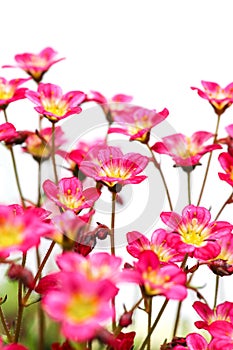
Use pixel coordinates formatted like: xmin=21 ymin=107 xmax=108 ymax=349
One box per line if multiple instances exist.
xmin=213 ymin=275 xmax=220 ymax=308
xmin=187 ymin=171 xmax=191 ymax=205
xmin=147 ymin=144 xmax=173 ymax=211
xmin=214 ymin=191 xmax=233 ymax=220
xmin=51 ymin=122 xmax=58 ymax=184
xmin=0 ymin=306 xmax=13 ymax=342
xmin=139 ymin=299 xmax=169 ymax=350
xmin=14 ymin=253 xmax=27 ymax=343
xmin=197 ymin=114 xmax=221 ymax=206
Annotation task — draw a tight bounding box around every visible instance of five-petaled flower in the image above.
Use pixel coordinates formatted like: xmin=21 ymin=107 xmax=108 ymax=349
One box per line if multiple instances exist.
xmin=2 ymin=47 xmax=65 ymax=83
xmin=152 ymin=131 xmax=221 ymax=170
xmin=191 ymin=80 xmax=233 ymax=115
xmin=108 ymin=105 xmax=169 ymax=143
xmin=25 ymin=83 xmax=85 ymax=122
xmin=160 ymin=205 xmax=233 ymax=260
xmin=79 ymin=145 xmax=149 ymax=192
xmin=0 ymin=77 xmax=30 ymax=110
xmin=43 ymin=176 xmax=101 ymax=214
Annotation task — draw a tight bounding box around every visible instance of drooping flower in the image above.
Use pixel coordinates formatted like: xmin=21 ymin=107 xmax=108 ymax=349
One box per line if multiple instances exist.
xmin=2 ymin=47 xmax=65 ymax=83
xmin=160 ymin=205 xmax=233 ymax=260
xmin=43 ymin=176 xmax=101 ymax=214
xmin=0 ymin=204 xmax=52 ymax=257
xmin=126 ymin=229 xmax=184 ymax=263
xmin=193 ymin=301 xmax=233 ymax=331
xmin=23 ymin=125 xmax=66 ymax=161
xmin=42 ymin=272 xmax=118 ymax=342
xmin=25 ymin=83 xmax=85 ymax=122
xmin=218 ymin=152 xmax=233 ymax=187
xmin=152 ymin=131 xmax=221 ymax=169
xmin=191 ymin=80 xmax=233 ymax=115
xmin=79 ymin=145 xmax=149 ymax=192
xmin=0 ymin=77 xmax=30 ymax=110
xmin=132 ymin=250 xmax=187 ymax=300
xmin=217 ymin=124 xmax=233 ymax=157
xmin=108 ymin=105 xmax=169 ymax=143
xmin=0 ymin=122 xmax=18 ymax=142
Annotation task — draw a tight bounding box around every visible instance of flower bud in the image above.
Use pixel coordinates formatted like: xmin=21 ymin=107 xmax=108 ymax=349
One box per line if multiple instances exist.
xmin=7 ymin=263 xmax=34 ymax=289
xmin=119 ymin=310 xmax=133 ymax=327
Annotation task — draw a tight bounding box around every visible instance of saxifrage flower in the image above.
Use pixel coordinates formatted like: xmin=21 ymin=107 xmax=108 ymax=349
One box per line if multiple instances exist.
xmin=218 ymin=152 xmax=233 ymax=187
xmin=160 ymin=204 xmax=233 ymax=260
xmin=25 ymin=83 xmax=85 ymax=122
xmin=0 ymin=77 xmax=30 ymax=110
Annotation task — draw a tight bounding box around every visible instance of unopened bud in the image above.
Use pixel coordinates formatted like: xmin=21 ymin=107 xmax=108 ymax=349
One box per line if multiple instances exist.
xmin=119 ymin=310 xmax=133 ymax=327
xmin=8 ymin=263 xmax=34 ymax=289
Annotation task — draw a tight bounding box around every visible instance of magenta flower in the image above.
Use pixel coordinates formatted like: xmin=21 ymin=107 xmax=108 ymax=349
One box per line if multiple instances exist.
xmin=133 ymin=250 xmax=187 ymax=299
xmin=173 ymin=333 xmax=209 ymax=350
xmin=218 ymin=152 xmax=233 ymax=186
xmin=0 ymin=77 xmax=30 ymax=110
xmin=0 ymin=205 xmax=52 ymax=257
xmin=25 ymin=83 xmax=85 ymax=122
xmin=42 ymin=272 xmax=118 ymax=342
xmin=0 ymin=338 xmax=28 ymax=350
xmin=207 ymin=233 xmax=233 ymax=276
xmin=193 ymin=301 xmax=233 ymax=331
xmin=86 ymin=90 xmax=133 ymax=105
xmin=0 ymin=122 xmax=18 ymax=142
xmin=3 ymin=47 xmax=65 ymax=83
xmin=43 ymin=176 xmax=101 ymax=214
xmin=23 ymin=125 xmax=66 ymax=161
xmin=208 ymin=320 xmax=233 ymax=350
xmin=126 ymin=229 xmax=184 ymax=263
xmin=68 ymin=139 xmax=105 ymax=167
xmin=152 ymin=131 xmax=221 ymax=168
xmin=160 ymin=205 xmax=233 ymax=260
xmin=108 ymin=106 xmax=169 ymax=143
xmin=217 ymin=124 xmax=233 ymax=157
xmin=79 ymin=145 xmax=149 ymax=192
xmin=191 ymin=80 xmax=233 ymax=115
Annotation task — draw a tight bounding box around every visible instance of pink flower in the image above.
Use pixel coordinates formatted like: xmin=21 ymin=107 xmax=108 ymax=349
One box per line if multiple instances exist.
xmin=218 ymin=152 xmax=233 ymax=186
xmin=108 ymin=106 xmax=169 ymax=143
xmin=25 ymin=83 xmax=85 ymax=122
xmin=0 ymin=338 xmax=28 ymax=350
xmin=217 ymin=124 xmax=233 ymax=157
xmin=79 ymin=145 xmax=149 ymax=191
xmin=0 ymin=123 xmax=18 ymax=142
xmin=3 ymin=47 xmax=65 ymax=83
xmin=208 ymin=320 xmax=233 ymax=350
xmin=23 ymin=125 xmax=66 ymax=161
xmin=43 ymin=176 xmax=101 ymax=214
xmin=68 ymin=139 xmax=105 ymax=167
xmin=0 ymin=77 xmax=30 ymax=110
xmin=86 ymin=91 xmax=133 ymax=105
xmin=173 ymin=333 xmax=209 ymax=350
xmin=126 ymin=229 xmax=184 ymax=263
xmin=193 ymin=301 xmax=233 ymax=331
xmin=152 ymin=131 xmax=221 ymax=168
xmin=0 ymin=204 xmax=52 ymax=257
xmin=133 ymin=250 xmax=187 ymax=300
xmin=42 ymin=272 xmax=118 ymax=342
xmin=191 ymin=80 xmax=233 ymax=115
xmin=160 ymin=205 xmax=233 ymax=260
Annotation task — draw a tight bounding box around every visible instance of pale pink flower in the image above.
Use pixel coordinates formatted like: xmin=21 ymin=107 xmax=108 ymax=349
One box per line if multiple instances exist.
xmin=191 ymin=80 xmax=233 ymax=115
xmin=108 ymin=106 xmax=169 ymax=143
xmin=79 ymin=145 xmax=149 ymax=191
xmin=0 ymin=77 xmax=30 ymax=109
xmin=3 ymin=47 xmax=65 ymax=83
xmin=26 ymin=83 xmax=85 ymax=122
xmin=43 ymin=176 xmax=101 ymax=214
xmin=218 ymin=152 xmax=233 ymax=186
xmin=126 ymin=229 xmax=184 ymax=263
xmin=152 ymin=131 xmax=221 ymax=168
xmin=42 ymin=272 xmax=118 ymax=342
xmin=160 ymin=205 xmax=233 ymax=260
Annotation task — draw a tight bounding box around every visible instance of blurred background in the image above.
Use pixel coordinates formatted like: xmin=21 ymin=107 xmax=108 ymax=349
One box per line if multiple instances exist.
xmin=1 ymin=0 xmax=233 ymax=348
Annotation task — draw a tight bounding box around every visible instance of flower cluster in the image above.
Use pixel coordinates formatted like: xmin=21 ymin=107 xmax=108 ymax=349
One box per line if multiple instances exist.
xmin=1 ymin=47 xmax=233 ymax=350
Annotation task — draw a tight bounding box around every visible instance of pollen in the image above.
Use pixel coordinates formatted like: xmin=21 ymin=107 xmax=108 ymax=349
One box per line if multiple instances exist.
xmin=0 ymin=223 xmax=23 ymax=248
xmin=65 ymin=293 xmax=98 ymax=322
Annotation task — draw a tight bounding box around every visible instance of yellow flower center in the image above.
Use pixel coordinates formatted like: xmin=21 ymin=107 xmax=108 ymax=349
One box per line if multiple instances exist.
xmin=65 ymin=293 xmax=98 ymax=323
xmin=58 ymin=188 xmax=85 ymax=210
xmin=0 ymin=223 xmax=23 ymax=248
xmin=0 ymin=84 xmax=14 ymax=100
xmin=42 ymin=94 xmax=68 ymax=117
xmin=179 ymin=218 xmax=209 ymax=246
xmin=143 ymin=267 xmax=170 ymax=295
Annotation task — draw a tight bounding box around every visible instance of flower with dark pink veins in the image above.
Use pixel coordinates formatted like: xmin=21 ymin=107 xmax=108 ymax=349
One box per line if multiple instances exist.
xmin=79 ymin=145 xmax=149 ymax=192
xmin=126 ymin=229 xmax=184 ymax=263
xmin=191 ymin=80 xmax=233 ymax=115
xmin=160 ymin=205 xmax=233 ymax=260
xmin=26 ymin=83 xmax=85 ymax=122
xmin=218 ymin=152 xmax=233 ymax=187
xmin=108 ymin=105 xmax=169 ymax=143
xmin=43 ymin=176 xmax=101 ymax=214
xmin=42 ymin=272 xmax=118 ymax=342
xmin=132 ymin=250 xmax=187 ymax=300
xmin=3 ymin=47 xmax=65 ymax=83
xmin=0 ymin=77 xmax=30 ymax=110
xmin=193 ymin=300 xmax=233 ymax=331
xmin=152 ymin=131 xmax=221 ymax=170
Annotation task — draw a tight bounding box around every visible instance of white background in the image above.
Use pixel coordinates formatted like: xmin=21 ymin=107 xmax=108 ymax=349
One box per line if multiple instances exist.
xmin=1 ymin=0 xmax=233 ymax=347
